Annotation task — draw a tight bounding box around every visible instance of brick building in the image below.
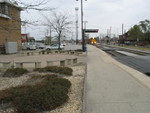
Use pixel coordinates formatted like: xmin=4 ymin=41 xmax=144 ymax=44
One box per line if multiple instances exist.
xmin=21 ymin=34 xmax=28 ymax=43
xmin=0 ymin=0 xmax=22 ymax=52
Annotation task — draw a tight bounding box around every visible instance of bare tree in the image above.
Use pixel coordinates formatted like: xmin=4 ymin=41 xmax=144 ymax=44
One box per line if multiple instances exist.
xmin=42 ymin=11 xmax=73 ymax=49
xmin=11 ymin=0 xmax=53 ymax=11
xmin=0 ymin=0 xmax=54 ymax=32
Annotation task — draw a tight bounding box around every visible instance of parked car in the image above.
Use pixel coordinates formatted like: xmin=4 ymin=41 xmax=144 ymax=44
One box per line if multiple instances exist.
xmin=46 ymin=44 xmax=64 ymax=50
xmin=124 ymin=41 xmax=131 ymax=45
xmin=36 ymin=43 xmax=45 ymax=49
xmin=22 ymin=42 xmax=36 ymax=50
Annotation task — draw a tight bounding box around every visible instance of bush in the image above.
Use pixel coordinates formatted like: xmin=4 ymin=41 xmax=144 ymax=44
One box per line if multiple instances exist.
xmin=29 ymin=74 xmax=57 ymax=81
xmin=0 ymin=85 xmax=33 ymax=103
xmin=34 ymin=66 xmax=73 ymax=75
xmin=0 ymin=75 xmax=71 ymax=113
xmin=75 ymin=49 xmax=83 ymax=52
xmin=3 ymin=68 xmax=28 ymax=77
xmin=33 ymin=68 xmax=46 ymax=72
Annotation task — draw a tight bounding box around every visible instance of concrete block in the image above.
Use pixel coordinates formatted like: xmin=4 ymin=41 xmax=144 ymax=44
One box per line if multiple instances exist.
xmin=31 ymin=52 xmax=34 ymax=55
xmin=35 ymin=62 xmax=41 ymax=68
xmin=60 ymin=60 xmax=67 ymax=66
xmin=66 ymin=59 xmax=73 ymax=65
xmin=73 ymin=58 xmax=78 ymax=64
xmin=2 ymin=62 xmax=11 ymax=68
xmin=16 ymin=63 xmax=23 ymax=68
xmin=47 ymin=61 xmax=53 ymax=66
xmin=27 ymin=52 xmax=30 ymax=56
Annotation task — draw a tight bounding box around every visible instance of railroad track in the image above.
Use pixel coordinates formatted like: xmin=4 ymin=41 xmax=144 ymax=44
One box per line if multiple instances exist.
xmin=95 ymin=44 xmax=150 ymax=76
xmin=104 ymin=45 xmax=150 ymax=56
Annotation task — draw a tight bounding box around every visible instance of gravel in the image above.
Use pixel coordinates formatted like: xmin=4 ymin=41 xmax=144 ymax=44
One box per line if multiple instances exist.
xmin=0 ymin=64 xmax=86 ymax=113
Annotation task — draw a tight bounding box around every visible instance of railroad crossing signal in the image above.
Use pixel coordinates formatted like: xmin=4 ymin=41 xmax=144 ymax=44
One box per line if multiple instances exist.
xmin=84 ymin=29 xmax=99 ymax=33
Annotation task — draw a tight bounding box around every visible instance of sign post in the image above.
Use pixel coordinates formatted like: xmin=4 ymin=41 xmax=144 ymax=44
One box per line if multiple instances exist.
xmin=84 ymin=29 xmax=99 ymax=33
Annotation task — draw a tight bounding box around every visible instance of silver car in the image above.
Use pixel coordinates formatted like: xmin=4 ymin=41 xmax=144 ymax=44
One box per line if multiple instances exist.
xmin=46 ymin=44 xmax=64 ymax=50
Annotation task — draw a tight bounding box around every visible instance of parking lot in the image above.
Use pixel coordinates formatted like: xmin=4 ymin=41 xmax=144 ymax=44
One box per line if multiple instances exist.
xmin=0 ymin=44 xmax=86 ymax=70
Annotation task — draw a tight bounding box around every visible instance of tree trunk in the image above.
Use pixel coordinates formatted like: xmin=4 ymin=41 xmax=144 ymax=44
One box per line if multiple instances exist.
xmin=58 ymin=33 xmax=61 ymax=50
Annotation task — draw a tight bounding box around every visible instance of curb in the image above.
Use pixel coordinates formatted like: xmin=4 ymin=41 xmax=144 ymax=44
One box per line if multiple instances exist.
xmin=82 ymin=61 xmax=87 ymax=113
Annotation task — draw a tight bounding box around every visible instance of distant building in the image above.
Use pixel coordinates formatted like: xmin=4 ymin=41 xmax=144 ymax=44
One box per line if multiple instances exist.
xmin=103 ymin=36 xmax=110 ymax=44
xmin=21 ymin=33 xmax=36 ymax=43
xmin=0 ymin=0 xmax=22 ymax=52
xmin=118 ymin=31 xmax=133 ymax=44
xmin=28 ymin=37 xmax=35 ymax=42
xmin=21 ymin=34 xmax=28 ymax=42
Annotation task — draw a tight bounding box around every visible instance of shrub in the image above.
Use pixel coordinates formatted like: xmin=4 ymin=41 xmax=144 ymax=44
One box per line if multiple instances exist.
xmin=3 ymin=68 xmax=28 ymax=77
xmin=33 ymin=68 xmax=46 ymax=72
xmin=25 ymin=74 xmax=58 ymax=86
xmin=0 ymin=75 xmax=71 ymax=113
xmin=75 ymin=49 xmax=82 ymax=52
xmin=29 ymin=74 xmax=57 ymax=81
xmin=0 ymin=85 xmax=33 ymax=103
xmin=34 ymin=66 xmax=73 ymax=75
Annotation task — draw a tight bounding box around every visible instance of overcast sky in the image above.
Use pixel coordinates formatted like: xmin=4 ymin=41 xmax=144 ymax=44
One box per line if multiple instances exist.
xmin=20 ymin=0 xmax=150 ymax=40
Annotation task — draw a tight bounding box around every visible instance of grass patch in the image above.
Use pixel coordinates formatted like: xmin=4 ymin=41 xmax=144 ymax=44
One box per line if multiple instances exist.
xmin=0 ymin=74 xmax=71 ymax=113
xmin=34 ymin=66 xmax=73 ymax=75
xmin=3 ymin=68 xmax=28 ymax=77
xmin=118 ymin=45 xmax=150 ymax=51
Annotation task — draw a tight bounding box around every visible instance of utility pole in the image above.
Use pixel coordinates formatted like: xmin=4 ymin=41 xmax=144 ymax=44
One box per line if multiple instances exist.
xmin=110 ymin=26 xmax=111 ymax=38
xmin=99 ymin=34 xmax=102 ymax=43
xmin=81 ymin=0 xmax=84 ymax=51
xmin=75 ymin=7 xmax=79 ymax=44
xmin=83 ymin=21 xmax=88 ymax=29
xmin=122 ymin=24 xmax=124 ymax=37
xmin=76 ymin=0 xmax=87 ymax=52
xmin=46 ymin=29 xmax=49 ymax=44
xmin=49 ymin=26 xmax=52 ymax=44
xmin=122 ymin=24 xmax=124 ymax=45
xmin=107 ymin=29 xmax=109 ymax=36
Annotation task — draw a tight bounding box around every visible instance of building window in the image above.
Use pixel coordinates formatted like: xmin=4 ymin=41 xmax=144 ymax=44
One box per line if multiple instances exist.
xmin=0 ymin=3 xmax=9 ymax=15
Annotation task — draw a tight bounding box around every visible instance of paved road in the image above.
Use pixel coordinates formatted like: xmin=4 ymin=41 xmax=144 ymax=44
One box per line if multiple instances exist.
xmin=84 ymin=45 xmax=150 ymax=113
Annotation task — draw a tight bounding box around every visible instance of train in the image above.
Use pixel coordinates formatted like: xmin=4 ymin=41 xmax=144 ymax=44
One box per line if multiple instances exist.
xmin=90 ymin=37 xmax=97 ymax=44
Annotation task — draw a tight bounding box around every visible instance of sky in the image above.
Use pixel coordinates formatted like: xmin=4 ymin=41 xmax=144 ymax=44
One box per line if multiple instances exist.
xmin=19 ymin=0 xmax=150 ymax=40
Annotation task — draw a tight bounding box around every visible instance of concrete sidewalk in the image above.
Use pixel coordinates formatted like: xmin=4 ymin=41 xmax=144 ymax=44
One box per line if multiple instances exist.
xmin=83 ymin=45 xmax=150 ymax=113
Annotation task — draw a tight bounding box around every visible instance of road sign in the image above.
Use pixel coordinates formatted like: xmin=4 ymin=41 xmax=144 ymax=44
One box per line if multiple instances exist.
xmin=84 ymin=29 xmax=99 ymax=33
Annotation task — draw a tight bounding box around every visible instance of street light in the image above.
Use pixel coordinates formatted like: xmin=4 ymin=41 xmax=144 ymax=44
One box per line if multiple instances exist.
xmin=75 ymin=7 xmax=79 ymax=44
xmin=76 ymin=0 xmax=87 ymax=52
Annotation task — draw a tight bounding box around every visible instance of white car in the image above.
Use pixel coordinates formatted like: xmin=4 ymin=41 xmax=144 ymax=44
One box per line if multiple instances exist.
xmin=46 ymin=44 xmax=64 ymax=50
xmin=36 ymin=43 xmax=45 ymax=49
xmin=22 ymin=42 xmax=36 ymax=50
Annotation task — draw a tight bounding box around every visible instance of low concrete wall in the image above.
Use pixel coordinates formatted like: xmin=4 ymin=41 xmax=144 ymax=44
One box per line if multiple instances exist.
xmin=0 ymin=58 xmax=78 ymax=69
